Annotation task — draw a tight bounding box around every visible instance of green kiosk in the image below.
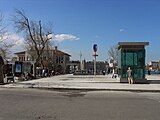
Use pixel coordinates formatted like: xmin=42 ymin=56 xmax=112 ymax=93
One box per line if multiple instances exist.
xmin=118 ymin=42 xmax=149 ymax=83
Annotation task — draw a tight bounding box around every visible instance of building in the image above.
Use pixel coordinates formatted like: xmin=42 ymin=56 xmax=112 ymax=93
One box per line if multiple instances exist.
xmin=65 ymin=60 xmax=80 ymax=74
xmin=78 ymin=60 xmax=108 ymax=75
xmin=52 ymin=46 xmax=71 ymax=74
xmin=148 ymin=61 xmax=159 ymax=70
xmin=14 ymin=46 xmax=71 ymax=74
xmin=117 ymin=42 xmax=149 ymax=83
xmin=14 ymin=51 xmax=29 ymax=61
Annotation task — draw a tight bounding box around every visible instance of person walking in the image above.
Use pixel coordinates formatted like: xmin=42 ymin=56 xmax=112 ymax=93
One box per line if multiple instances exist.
xmin=127 ymin=67 xmax=133 ymax=84
xmin=148 ymin=69 xmax=151 ymax=75
xmin=42 ymin=68 xmax=45 ymax=77
xmin=112 ymin=68 xmax=115 ymax=78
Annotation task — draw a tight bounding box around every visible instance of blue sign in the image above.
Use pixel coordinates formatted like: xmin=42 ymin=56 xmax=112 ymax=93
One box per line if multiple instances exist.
xmin=93 ymin=44 xmax=98 ymax=52
xmin=14 ymin=61 xmax=23 ymax=77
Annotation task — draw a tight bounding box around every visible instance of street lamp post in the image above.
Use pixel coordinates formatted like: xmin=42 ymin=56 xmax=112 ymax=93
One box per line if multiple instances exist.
xmin=93 ymin=44 xmax=98 ymax=76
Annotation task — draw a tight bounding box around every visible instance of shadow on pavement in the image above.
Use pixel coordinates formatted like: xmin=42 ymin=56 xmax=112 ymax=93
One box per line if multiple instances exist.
xmin=148 ymin=80 xmax=160 ymax=84
xmin=55 ymin=89 xmax=87 ymax=98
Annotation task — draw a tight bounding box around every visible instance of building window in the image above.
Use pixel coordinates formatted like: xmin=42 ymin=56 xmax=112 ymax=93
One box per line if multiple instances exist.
xmin=61 ymin=57 xmax=63 ymax=63
xmin=56 ymin=58 xmax=58 ymax=63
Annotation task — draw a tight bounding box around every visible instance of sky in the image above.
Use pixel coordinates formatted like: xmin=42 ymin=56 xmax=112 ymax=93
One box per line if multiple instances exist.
xmin=0 ymin=0 xmax=160 ymax=62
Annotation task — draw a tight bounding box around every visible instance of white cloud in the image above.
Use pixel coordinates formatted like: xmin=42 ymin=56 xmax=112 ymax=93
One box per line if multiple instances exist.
xmin=2 ymin=33 xmax=79 ymax=53
xmin=9 ymin=34 xmax=24 ymax=45
xmin=52 ymin=34 xmax=79 ymax=42
xmin=4 ymin=33 xmax=79 ymax=44
xmin=1 ymin=33 xmax=24 ymax=46
xmin=95 ymin=35 xmax=99 ymax=38
xmin=119 ymin=28 xmax=125 ymax=32
xmin=8 ymin=34 xmax=25 ymax=53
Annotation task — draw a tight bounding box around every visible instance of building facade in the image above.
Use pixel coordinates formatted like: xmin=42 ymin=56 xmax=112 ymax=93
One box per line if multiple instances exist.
xmin=14 ymin=46 xmax=71 ymax=74
xmin=78 ymin=60 xmax=108 ymax=75
xmin=148 ymin=61 xmax=159 ymax=70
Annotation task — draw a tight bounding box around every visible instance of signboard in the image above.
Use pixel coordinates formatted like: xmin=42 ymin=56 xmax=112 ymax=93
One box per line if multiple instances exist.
xmin=15 ymin=61 xmax=23 ymax=77
xmin=23 ymin=62 xmax=32 ymax=73
xmin=93 ymin=44 xmax=98 ymax=52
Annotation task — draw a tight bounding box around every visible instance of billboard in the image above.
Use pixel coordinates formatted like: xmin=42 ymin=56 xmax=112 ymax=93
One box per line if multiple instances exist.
xmin=15 ymin=61 xmax=23 ymax=77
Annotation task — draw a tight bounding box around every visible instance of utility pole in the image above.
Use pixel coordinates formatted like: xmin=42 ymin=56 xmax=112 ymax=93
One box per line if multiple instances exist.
xmin=93 ymin=44 xmax=98 ymax=76
xmin=79 ymin=51 xmax=82 ymax=70
xmin=94 ymin=54 xmax=97 ymax=75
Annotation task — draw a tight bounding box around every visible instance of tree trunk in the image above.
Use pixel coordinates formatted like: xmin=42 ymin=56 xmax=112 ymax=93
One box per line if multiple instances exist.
xmin=0 ymin=56 xmax=4 ymax=84
xmin=0 ymin=65 xmax=4 ymax=84
xmin=33 ymin=62 xmax=37 ymax=78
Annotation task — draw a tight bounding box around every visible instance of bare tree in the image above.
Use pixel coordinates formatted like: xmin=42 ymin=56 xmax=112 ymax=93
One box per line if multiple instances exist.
xmin=0 ymin=12 xmax=7 ymax=58
xmin=108 ymin=45 xmax=118 ymax=63
xmin=0 ymin=12 xmax=14 ymax=60
xmin=0 ymin=12 xmax=5 ymax=84
xmin=12 ymin=9 xmax=53 ymax=77
xmin=0 ymin=12 xmax=5 ymax=41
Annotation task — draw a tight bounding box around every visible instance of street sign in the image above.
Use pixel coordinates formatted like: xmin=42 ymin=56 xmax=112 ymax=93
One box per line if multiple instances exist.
xmin=93 ymin=44 xmax=98 ymax=52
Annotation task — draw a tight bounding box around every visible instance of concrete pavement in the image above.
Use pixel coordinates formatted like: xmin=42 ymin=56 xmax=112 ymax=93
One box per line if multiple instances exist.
xmin=2 ymin=74 xmax=160 ymax=92
xmin=0 ymin=88 xmax=160 ymax=120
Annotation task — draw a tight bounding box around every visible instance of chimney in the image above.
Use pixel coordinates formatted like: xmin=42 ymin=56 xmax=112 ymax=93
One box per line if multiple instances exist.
xmin=55 ymin=46 xmax=57 ymax=51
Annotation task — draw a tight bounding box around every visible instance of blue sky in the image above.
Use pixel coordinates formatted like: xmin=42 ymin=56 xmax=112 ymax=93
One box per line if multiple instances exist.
xmin=0 ymin=0 xmax=160 ymax=62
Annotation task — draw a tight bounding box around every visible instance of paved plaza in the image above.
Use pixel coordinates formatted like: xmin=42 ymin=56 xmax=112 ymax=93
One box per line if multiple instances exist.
xmin=2 ymin=74 xmax=160 ymax=92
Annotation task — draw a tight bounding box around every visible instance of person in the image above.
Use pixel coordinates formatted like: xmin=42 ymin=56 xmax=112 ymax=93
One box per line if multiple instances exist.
xmin=107 ymin=68 xmax=110 ymax=74
xmin=112 ymin=68 xmax=115 ymax=78
xmin=42 ymin=68 xmax=45 ymax=77
xmin=148 ymin=69 xmax=151 ymax=75
xmin=127 ymin=67 xmax=133 ymax=84
xmin=102 ymin=70 xmax=105 ymax=75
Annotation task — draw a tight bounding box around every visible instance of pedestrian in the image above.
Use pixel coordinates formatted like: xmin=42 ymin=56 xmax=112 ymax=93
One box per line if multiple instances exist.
xmin=112 ymin=68 xmax=115 ymax=78
xmin=127 ymin=67 xmax=133 ymax=84
xmin=107 ymin=68 xmax=110 ymax=74
xmin=148 ymin=69 xmax=151 ymax=75
xmin=42 ymin=68 xmax=45 ymax=77
xmin=102 ymin=70 xmax=105 ymax=75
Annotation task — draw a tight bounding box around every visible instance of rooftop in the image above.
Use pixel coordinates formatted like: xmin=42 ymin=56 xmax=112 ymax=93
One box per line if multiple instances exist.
xmin=118 ymin=42 xmax=149 ymax=46
xmin=14 ymin=51 xmax=26 ymax=55
xmin=14 ymin=49 xmax=71 ymax=57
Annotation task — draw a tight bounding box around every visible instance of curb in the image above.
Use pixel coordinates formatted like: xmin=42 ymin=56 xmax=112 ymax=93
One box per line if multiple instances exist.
xmin=32 ymin=87 xmax=160 ymax=93
xmin=5 ymin=85 xmax=159 ymax=93
xmin=2 ymin=82 xmax=160 ymax=93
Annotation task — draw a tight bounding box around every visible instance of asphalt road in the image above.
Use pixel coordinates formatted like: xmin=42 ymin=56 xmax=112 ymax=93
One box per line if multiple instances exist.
xmin=0 ymin=88 xmax=160 ymax=120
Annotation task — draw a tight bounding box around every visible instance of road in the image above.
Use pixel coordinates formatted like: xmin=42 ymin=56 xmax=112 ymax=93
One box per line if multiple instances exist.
xmin=0 ymin=88 xmax=160 ymax=120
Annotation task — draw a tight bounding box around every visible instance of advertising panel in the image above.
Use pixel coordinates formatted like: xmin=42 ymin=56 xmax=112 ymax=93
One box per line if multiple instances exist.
xmin=15 ymin=61 xmax=23 ymax=77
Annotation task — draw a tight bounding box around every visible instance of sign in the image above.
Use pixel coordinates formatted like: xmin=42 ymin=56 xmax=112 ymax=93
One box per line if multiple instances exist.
xmin=93 ymin=44 xmax=98 ymax=52
xmin=23 ymin=62 xmax=32 ymax=73
xmin=15 ymin=61 xmax=23 ymax=77
xmin=15 ymin=63 xmax=22 ymax=73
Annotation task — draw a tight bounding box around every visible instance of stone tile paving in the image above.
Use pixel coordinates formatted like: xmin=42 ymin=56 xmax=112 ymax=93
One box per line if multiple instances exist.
xmin=2 ymin=74 xmax=160 ymax=92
